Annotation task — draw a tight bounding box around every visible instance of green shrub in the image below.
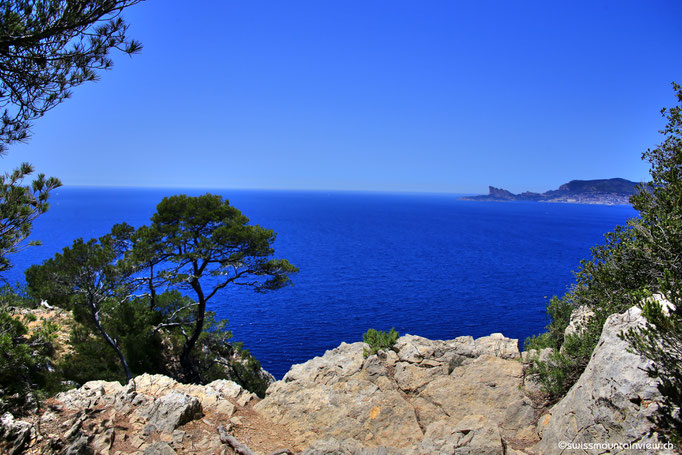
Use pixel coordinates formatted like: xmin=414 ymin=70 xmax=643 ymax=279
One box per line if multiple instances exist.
xmin=525 ymin=84 xmax=682 ymax=444
xmin=623 ymin=285 xmax=682 ymax=446
xmin=362 ymin=328 xmax=399 ymax=358
xmin=0 ymin=288 xmax=59 ymax=414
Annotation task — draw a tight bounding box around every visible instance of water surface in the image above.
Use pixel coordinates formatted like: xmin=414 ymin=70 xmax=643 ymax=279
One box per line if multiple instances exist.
xmin=8 ymin=187 xmax=637 ymax=378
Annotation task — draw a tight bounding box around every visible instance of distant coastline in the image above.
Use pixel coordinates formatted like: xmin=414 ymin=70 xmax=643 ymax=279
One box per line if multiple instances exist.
xmin=461 ymin=178 xmax=641 ymax=206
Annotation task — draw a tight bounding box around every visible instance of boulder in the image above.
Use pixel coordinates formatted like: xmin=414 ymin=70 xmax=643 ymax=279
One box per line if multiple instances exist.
xmin=535 ymin=305 xmax=674 ymax=454
xmin=56 ymin=380 xmax=124 ymax=411
xmin=0 ymin=412 xmax=34 ymax=455
xmin=407 ymin=415 xmax=505 ymax=455
xmin=136 ymin=391 xmax=203 ymax=432
xmin=418 ymin=355 xmax=534 ymax=438
xmin=563 ymin=305 xmax=595 ymax=338
xmin=134 ymin=373 xmax=253 ymax=414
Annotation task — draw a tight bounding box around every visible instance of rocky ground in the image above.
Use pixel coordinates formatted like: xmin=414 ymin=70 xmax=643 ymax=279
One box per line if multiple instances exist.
xmin=0 ymin=302 xmax=675 ymax=454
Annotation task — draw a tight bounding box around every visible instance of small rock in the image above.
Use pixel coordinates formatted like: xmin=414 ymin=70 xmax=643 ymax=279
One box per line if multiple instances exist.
xmin=143 ymin=441 xmax=177 ymax=455
xmin=563 ymin=305 xmax=595 ymax=338
xmin=141 ymin=424 xmax=157 ymax=437
xmin=229 ymin=416 xmax=242 ymax=426
xmin=172 ymin=430 xmax=185 ymax=445
xmin=63 ymin=434 xmax=93 ymax=455
xmin=91 ymin=428 xmax=115 ymax=454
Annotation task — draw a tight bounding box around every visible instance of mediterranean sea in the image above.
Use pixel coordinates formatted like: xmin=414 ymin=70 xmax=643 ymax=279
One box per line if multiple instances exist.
xmin=6 ymin=187 xmax=637 ymax=378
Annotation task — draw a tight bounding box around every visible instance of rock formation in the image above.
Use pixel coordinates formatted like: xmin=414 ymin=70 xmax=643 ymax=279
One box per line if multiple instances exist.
xmin=0 ymin=307 xmax=673 ymax=454
xmin=535 ymin=305 xmax=674 ymax=455
xmin=255 ymin=333 xmax=540 ymax=454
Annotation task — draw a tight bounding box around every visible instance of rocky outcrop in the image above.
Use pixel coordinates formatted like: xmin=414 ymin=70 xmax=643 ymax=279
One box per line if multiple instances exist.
xmin=14 ymin=373 xmax=272 ymax=454
xmin=563 ymin=305 xmax=595 ymax=339
xmin=535 ymin=305 xmax=674 ymax=454
xmin=2 ymin=312 xmax=672 ymax=454
xmin=255 ymin=333 xmax=540 ymax=454
xmin=0 ymin=412 xmax=34 ymax=455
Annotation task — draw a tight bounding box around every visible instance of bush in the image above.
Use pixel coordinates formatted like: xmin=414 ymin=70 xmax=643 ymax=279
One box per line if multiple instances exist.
xmin=362 ymin=328 xmax=399 ymax=358
xmin=0 ymin=287 xmax=59 ymax=414
xmin=525 ymin=84 xmax=682 ymax=443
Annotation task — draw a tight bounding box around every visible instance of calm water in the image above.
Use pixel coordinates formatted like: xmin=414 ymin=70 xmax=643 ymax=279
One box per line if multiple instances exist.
xmin=7 ymin=187 xmax=637 ymax=378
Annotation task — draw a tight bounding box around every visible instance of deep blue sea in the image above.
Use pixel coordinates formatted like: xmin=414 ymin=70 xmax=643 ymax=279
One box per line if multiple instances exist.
xmin=6 ymin=187 xmax=637 ymax=378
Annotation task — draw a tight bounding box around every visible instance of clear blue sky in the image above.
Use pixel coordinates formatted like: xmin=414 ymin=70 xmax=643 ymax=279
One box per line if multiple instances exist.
xmin=4 ymin=0 xmax=682 ymax=193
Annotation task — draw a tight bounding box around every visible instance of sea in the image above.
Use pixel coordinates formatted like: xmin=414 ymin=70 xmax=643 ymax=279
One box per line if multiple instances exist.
xmin=5 ymin=187 xmax=638 ymax=379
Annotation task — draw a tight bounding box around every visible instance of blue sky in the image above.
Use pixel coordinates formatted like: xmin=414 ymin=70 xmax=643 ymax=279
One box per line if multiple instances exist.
xmin=4 ymin=0 xmax=682 ymax=193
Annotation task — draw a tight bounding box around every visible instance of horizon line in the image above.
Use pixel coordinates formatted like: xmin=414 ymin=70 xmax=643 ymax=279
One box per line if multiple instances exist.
xmin=58 ymin=184 xmax=476 ymax=197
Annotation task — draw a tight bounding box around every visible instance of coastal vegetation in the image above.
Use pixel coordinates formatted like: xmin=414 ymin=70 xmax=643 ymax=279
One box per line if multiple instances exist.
xmin=0 ymin=0 xmax=296 ymax=409
xmin=1 ymin=0 xmax=146 ymax=413
xmin=23 ymin=194 xmax=297 ymax=393
xmin=526 ymin=83 xmax=682 ymax=444
xmin=0 ymin=0 xmax=680 ymax=449
xmin=362 ymin=327 xmax=399 ymax=357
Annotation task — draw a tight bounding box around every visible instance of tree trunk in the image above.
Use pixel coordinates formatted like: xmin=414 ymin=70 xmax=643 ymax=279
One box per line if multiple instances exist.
xmin=89 ymin=297 xmax=132 ymax=383
xmin=181 ymin=280 xmax=206 ymax=383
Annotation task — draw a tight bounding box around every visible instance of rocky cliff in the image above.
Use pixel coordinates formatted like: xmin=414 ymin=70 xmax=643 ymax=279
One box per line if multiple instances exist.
xmin=0 ymin=305 xmax=674 ymax=455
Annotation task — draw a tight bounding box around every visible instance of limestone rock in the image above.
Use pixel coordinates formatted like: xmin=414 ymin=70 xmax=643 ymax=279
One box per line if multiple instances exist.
xmin=408 ymin=415 xmax=505 ymax=455
xmin=473 ymin=333 xmax=520 ymax=359
xmin=0 ymin=412 xmax=34 ymax=455
xmin=136 ymin=391 xmax=202 ymax=432
xmin=563 ymin=305 xmax=595 ymax=339
xmin=535 ymin=305 xmax=673 ymax=455
xmin=302 ymin=438 xmax=402 ymax=454
xmin=63 ymin=434 xmax=93 ymax=454
xmin=520 ymin=347 xmax=553 ymax=363
xmin=281 ymin=342 xmax=365 ymax=386
xmin=419 ymin=355 xmax=534 ymax=438
xmin=26 ymin=373 xmax=261 ymax=453
xmin=143 ymin=441 xmax=177 ymax=455
xmin=57 ymin=380 xmax=124 ymax=410
xmin=256 ymin=333 xmax=535 ymax=450
xmin=133 ymin=373 xmax=253 ymax=414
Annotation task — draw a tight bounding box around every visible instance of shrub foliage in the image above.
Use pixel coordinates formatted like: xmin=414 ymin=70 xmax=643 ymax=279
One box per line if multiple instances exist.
xmin=363 ymin=328 xmax=399 ymax=358
xmin=526 ymin=84 xmax=682 ymax=443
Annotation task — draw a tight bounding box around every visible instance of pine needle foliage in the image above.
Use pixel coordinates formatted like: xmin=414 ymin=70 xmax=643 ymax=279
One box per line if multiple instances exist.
xmin=363 ymin=328 xmax=399 ymax=358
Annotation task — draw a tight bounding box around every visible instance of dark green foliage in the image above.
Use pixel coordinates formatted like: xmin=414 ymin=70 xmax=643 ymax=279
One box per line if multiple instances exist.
xmin=137 ymin=194 xmax=298 ymax=382
xmin=525 ymin=328 xmax=601 ymax=400
xmin=26 ymin=223 xmax=139 ymax=381
xmin=0 ymin=287 xmax=58 ymax=413
xmin=527 ymin=84 xmax=682 ymax=442
xmin=524 ymin=227 xmax=652 ymax=400
xmin=228 ymin=350 xmax=271 ymax=398
xmin=0 ymin=0 xmax=144 ymax=412
xmin=57 ymin=293 xmax=171 ymax=385
xmin=0 ymin=0 xmax=143 ymax=153
xmin=623 ymin=287 xmax=682 ymax=445
xmin=525 ymin=296 xmax=573 ymax=351
xmin=26 ymin=195 xmax=296 ymax=394
xmin=621 ymin=83 xmax=682 ymax=444
xmin=362 ymin=328 xmax=399 ymax=358
xmin=59 ymin=324 xmax=125 ymax=384
xmin=0 ymin=163 xmax=61 ymax=274
xmin=193 ymin=325 xmax=272 ymax=398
